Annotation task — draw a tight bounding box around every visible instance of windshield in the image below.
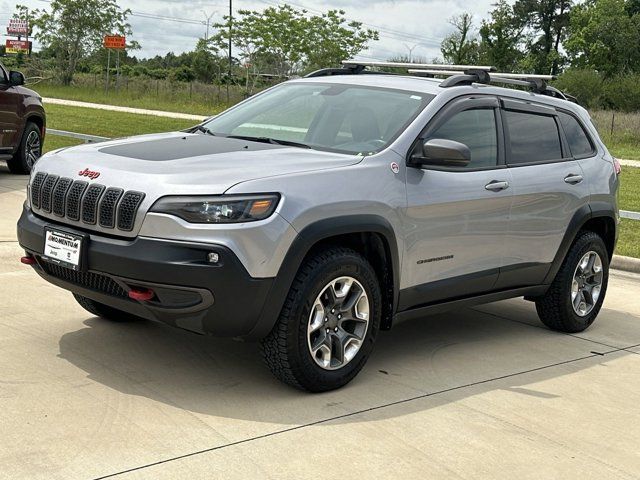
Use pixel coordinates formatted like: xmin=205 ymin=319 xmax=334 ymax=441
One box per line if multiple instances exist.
xmin=202 ymin=82 xmax=434 ymax=154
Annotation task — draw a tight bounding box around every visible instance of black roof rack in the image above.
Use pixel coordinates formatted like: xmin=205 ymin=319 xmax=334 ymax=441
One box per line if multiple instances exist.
xmin=305 ymin=60 xmax=575 ymax=103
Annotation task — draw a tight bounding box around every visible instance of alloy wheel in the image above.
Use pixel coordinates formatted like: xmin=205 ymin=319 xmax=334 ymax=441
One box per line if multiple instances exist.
xmin=307 ymin=276 xmax=370 ymax=371
xmin=25 ymin=130 xmax=41 ymax=169
xmin=571 ymin=251 xmax=603 ymax=317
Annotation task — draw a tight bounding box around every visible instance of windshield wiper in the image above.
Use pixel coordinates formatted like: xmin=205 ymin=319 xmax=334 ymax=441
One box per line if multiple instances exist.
xmin=192 ymin=125 xmax=216 ymax=136
xmin=225 ymin=135 xmax=311 ymax=149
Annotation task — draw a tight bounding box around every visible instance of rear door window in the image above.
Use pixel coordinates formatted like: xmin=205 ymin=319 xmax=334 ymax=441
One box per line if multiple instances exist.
xmin=504 ymin=110 xmax=562 ymax=164
xmin=558 ymin=111 xmax=595 ymax=158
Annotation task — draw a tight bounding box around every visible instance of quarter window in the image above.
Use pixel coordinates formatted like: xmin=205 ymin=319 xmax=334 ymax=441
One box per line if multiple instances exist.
xmin=426 ymin=108 xmax=498 ymax=168
xmin=558 ymin=111 xmax=594 ymax=158
xmin=505 ymin=110 xmax=562 ymax=164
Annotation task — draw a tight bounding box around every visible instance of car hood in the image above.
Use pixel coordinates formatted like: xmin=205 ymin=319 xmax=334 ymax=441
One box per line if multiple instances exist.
xmin=34 ymin=131 xmax=362 ymax=195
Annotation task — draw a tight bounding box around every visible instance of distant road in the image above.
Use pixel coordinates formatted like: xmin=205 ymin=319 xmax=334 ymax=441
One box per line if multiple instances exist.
xmin=43 ymin=98 xmax=207 ymax=122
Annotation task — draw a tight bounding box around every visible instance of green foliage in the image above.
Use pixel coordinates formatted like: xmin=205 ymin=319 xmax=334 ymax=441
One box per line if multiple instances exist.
xmin=602 ymin=74 xmax=640 ymax=111
xmin=23 ymin=0 xmax=133 ymax=85
xmin=209 ymin=5 xmax=377 ymax=78
xmin=169 ymin=65 xmax=196 ymax=83
xmin=479 ymin=0 xmax=524 ymax=71
xmin=513 ymin=0 xmax=571 ymax=74
xmin=565 ymin=0 xmax=640 ymax=77
xmin=554 ymin=68 xmax=604 ymax=108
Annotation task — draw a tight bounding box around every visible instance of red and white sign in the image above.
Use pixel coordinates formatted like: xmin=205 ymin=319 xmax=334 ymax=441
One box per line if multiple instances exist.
xmin=104 ymin=35 xmax=126 ymax=50
xmin=7 ymin=18 xmax=29 ymax=35
xmin=5 ymin=39 xmax=31 ymax=55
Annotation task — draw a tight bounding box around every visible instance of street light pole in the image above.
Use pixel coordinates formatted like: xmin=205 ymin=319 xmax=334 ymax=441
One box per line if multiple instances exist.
xmin=403 ymin=43 xmax=421 ymax=62
xmin=202 ymin=10 xmax=215 ymax=41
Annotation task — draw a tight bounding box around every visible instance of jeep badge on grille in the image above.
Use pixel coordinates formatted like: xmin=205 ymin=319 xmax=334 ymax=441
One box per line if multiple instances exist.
xmin=78 ymin=168 xmax=101 ymax=180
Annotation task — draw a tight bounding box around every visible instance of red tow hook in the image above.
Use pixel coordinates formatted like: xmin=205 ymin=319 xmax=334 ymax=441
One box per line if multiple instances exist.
xmin=20 ymin=255 xmax=37 ymax=265
xmin=128 ymin=287 xmax=155 ymax=302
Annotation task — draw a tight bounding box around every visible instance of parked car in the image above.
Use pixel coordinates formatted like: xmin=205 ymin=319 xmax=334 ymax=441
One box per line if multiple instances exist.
xmin=17 ymin=61 xmax=619 ymax=392
xmin=0 ymin=62 xmax=46 ymax=174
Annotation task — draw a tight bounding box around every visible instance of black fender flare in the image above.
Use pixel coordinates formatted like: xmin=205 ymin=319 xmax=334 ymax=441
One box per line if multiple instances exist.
xmin=245 ymin=215 xmax=400 ymax=340
xmin=543 ymin=203 xmax=617 ymax=285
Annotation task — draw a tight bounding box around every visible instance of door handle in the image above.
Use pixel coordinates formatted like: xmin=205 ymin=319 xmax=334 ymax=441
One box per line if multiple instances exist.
xmin=564 ymin=174 xmax=584 ymax=185
xmin=485 ymin=180 xmax=510 ymax=192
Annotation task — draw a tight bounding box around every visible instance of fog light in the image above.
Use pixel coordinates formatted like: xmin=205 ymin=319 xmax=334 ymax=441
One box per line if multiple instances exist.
xmin=207 ymin=252 xmax=219 ymax=264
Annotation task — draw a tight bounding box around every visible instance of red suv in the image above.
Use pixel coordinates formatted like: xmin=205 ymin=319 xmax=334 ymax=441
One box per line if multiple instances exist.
xmin=0 ymin=62 xmax=46 ymax=174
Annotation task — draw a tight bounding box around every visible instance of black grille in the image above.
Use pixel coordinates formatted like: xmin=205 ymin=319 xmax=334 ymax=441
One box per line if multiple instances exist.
xmin=40 ymin=175 xmax=59 ymax=213
xmin=52 ymin=178 xmax=73 ymax=217
xmin=40 ymin=262 xmax=128 ymax=299
xmin=118 ymin=191 xmax=145 ymax=231
xmin=31 ymin=172 xmax=47 ymax=209
xmin=31 ymin=173 xmax=144 ymax=233
xmin=66 ymin=181 xmax=88 ymax=221
xmin=99 ymin=188 xmax=124 ymax=228
xmin=82 ymin=184 xmax=105 ymax=225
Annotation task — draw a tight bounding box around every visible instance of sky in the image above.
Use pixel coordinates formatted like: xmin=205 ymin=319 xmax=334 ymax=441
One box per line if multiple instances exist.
xmin=0 ymin=0 xmax=499 ymax=61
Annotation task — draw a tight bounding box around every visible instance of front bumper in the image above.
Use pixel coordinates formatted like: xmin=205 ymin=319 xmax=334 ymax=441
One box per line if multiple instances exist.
xmin=17 ymin=206 xmax=274 ymax=339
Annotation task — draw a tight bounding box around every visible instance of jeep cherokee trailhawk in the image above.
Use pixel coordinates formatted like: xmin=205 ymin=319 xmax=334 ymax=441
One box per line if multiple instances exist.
xmin=17 ymin=61 xmax=620 ymax=392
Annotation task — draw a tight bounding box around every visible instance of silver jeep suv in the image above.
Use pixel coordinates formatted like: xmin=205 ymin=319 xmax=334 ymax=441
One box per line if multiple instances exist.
xmin=17 ymin=62 xmax=620 ymax=391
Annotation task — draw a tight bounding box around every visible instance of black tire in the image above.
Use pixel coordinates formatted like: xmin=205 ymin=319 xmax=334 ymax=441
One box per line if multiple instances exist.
xmin=535 ymin=231 xmax=609 ymax=333
xmin=261 ymin=247 xmax=382 ymax=392
xmin=73 ymin=293 xmax=141 ymax=322
xmin=7 ymin=122 xmax=42 ymax=175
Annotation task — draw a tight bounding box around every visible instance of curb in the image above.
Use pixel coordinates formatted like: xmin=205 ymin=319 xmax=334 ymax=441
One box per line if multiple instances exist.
xmin=611 ymin=255 xmax=640 ymax=274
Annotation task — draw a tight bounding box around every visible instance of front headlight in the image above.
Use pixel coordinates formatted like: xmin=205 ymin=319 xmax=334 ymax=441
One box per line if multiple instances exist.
xmin=150 ymin=194 xmax=280 ymax=224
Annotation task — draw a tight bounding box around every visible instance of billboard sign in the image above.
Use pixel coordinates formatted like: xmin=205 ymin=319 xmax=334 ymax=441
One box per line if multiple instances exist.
xmin=7 ymin=18 xmax=29 ymax=36
xmin=5 ymin=39 xmax=31 ymax=55
xmin=104 ymin=35 xmax=126 ymax=50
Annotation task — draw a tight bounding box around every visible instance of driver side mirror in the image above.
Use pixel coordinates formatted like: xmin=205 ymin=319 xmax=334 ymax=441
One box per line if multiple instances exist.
xmin=410 ymin=138 xmax=471 ymax=168
xmin=9 ymin=71 xmax=25 ymax=87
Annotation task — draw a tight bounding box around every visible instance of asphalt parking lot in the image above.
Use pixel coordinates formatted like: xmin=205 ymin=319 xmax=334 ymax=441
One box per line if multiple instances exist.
xmin=1 ymin=165 xmax=640 ymax=480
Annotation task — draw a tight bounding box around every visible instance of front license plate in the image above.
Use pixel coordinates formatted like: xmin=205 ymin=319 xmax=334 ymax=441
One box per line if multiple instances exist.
xmin=44 ymin=229 xmax=83 ymax=271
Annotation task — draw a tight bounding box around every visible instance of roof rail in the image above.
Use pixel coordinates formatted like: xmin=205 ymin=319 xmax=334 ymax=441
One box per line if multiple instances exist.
xmin=407 ymin=68 xmax=569 ymax=101
xmin=341 ymin=60 xmax=496 ymax=72
xmin=304 ymin=59 xmax=574 ymax=103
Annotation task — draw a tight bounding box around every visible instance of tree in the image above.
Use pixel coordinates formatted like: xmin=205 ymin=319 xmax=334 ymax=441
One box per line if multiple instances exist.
xmin=479 ymin=0 xmax=524 ymax=71
xmin=209 ymin=5 xmax=378 ymax=78
xmin=304 ymin=10 xmax=379 ymax=72
xmin=441 ymin=14 xmax=480 ymax=65
xmin=565 ymin=0 xmax=640 ymax=76
xmin=513 ymin=0 xmax=572 ymax=75
xmin=23 ymin=0 xmax=133 ymax=85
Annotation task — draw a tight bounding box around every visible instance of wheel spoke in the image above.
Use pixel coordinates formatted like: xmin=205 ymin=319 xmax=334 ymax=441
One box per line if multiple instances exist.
xmin=339 ymin=282 xmax=363 ymax=314
xmin=311 ymin=330 xmax=333 ymax=368
xmin=308 ymin=301 xmax=325 ymax=334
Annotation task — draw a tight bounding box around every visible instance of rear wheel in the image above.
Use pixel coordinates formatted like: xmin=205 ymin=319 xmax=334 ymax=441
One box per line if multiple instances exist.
xmin=261 ymin=247 xmax=381 ymax=392
xmin=73 ymin=294 xmax=141 ymax=322
xmin=7 ymin=122 xmax=42 ymax=175
xmin=535 ymin=231 xmax=609 ymax=333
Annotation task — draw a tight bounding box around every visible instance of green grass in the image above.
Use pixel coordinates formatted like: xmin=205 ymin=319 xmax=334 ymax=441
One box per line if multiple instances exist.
xmin=617 ymin=219 xmax=640 ymax=258
xmin=45 ymin=104 xmax=196 ymax=139
xmin=44 ymin=135 xmax=83 ymax=153
xmin=619 ymin=166 xmax=640 ymax=212
xmin=33 ymin=76 xmax=244 ymax=117
xmin=591 ymin=110 xmax=640 ymax=160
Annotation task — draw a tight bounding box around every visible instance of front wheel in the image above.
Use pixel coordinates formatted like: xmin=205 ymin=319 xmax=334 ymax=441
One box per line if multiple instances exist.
xmin=261 ymin=247 xmax=381 ymax=392
xmin=7 ymin=122 xmax=42 ymax=175
xmin=535 ymin=231 xmax=609 ymax=333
